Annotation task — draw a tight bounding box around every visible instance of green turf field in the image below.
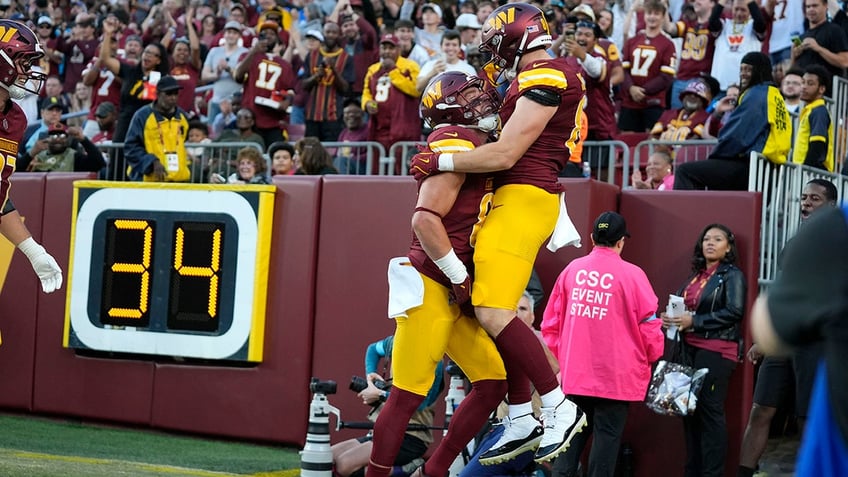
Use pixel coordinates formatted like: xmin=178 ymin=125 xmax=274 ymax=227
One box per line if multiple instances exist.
xmin=0 ymin=413 xmax=303 ymax=476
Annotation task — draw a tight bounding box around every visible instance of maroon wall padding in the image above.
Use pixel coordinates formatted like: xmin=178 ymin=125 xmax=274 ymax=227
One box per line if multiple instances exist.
xmin=619 ymin=190 xmax=761 ymax=477
xmin=0 ymin=173 xmax=45 ymax=410
xmin=31 ymin=174 xmax=155 ymax=424
xmin=151 ymin=176 xmax=322 ymax=443
xmin=310 ymin=176 xmax=417 ymax=443
xmin=533 ymin=179 xmax=620 ymax=315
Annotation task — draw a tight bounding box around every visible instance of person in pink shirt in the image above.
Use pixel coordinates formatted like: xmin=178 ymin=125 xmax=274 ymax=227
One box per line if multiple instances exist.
xmin=542 ymin=211 xmax=664 ymax=477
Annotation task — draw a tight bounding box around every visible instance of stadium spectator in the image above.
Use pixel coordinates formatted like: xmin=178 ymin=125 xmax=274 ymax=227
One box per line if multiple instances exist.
xmin=211 ymin=3 xmax=253 ymax=48
xmin=598 ymin=8 xmax=614 ymax=38
xmin=559 ymin=19 xmax=614 ymax=177
xmin=121 ymin=34 xmax=143 ymax=64
xmin=619 ymin=0 xmax=677 ymax=133
xmin=705 ymin=83 xmax=741 ymax=137
xmin=333 ymin=1 xmax=379 ymax=101
xmin=661 ymin=223 xmax=747 ymax=477
xmin=164 ymin=5 xmax=202 ymax=118
xmin=674 ymin=52 xmax=790 ymax=190
xmin=80 ymin=50 xmax=122 ymax=140
xmin=91 ymin=102 xmax=118 ymax=145
xmin=56 ymin=13 xmax=99 ymax=94
xmin=544 ymin=211 xmax=663 ymax=477
xmin=186 ymin=120 xmax=211 ymax=173
xmin=301 ymin=21 xmax=353 ymax=142
xmin=631 ymin=148 xmax=675 ymax=189
xmin=20 ymin=123 xmax=104 ymax=173
xmin=780 ymin=68 xmax=804 ymax=115
xmin=124 ymin=76 xmax=191 ymax=182
xmin=564 ymin=5 xmax=625 ymax=87
xmin=335 ymin=100 xmax=370 ymax=174
xmin=23 ymin=96 xmax=64 ymax=155
xmin=100 ymin=17 xmax=171 ymax=180
xmin=40 ymin=75 xmax=70 ymax=114
xmin=710 ymin=0 xmax=767 ymax=92
xmin=199 ymin=14 xmax=218 ymax=46
xmin=294 ymin=137 xmax=338 ymax=175
xmin=792 ymin=64 xmax=834 ymax=171
xmin=362 ymin=34 xmax=422 ymax=174
xmin=790 ymin=0 xmax=848 ymax=94
xmin=738 ymin=178 xmax=837 ymax=477
xmin=269 ymin=141 xmax=296 ymax=176
xmin=762 ymin=0 xmax=805 ymax=66
xmin=650 ymin=79 xmax=712 ymax=141
xmin=409 ymin=2 xmax=445 ymax=57
xmin=210 ymin=147 xmax=270 ymax=184
xmin=664 ymin=0 xmax=724 ymax=109
xmin=210 ymin=95 xmax=237 ymax=139
xmin=455 ymin=13 xmax=482 ymax=56
xmin=233 ymin=20 xmax=296 ymax=146
xmin=396 ymin=19 xmax=431 ymax=67
xmin=66 ymin=82 xmax=91 ymax=130
xmin=216 ymin=108 xmax=266 ymax=151
xmin=416 ymin=30 xmax=477 ymax=92
xmin=201 ymin=21 xmax=248 ymax=126
xmin=35 ymin=15 xmax=62 ymax=78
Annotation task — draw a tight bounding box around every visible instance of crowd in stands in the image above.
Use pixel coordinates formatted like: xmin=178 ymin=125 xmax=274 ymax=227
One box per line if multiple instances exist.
xmin=6 ymin=0 xmax=847 ymax=181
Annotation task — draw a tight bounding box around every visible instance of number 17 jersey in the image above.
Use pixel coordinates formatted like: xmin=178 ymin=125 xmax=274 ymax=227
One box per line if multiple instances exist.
xmin=621 ymin=32 xmax=677 ymax=110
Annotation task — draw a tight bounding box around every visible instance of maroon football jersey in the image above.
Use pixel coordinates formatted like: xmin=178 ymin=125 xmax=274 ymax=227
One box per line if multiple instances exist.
xmin=84 ymin=58 xmax=122 ymax=121
xmin=584 ymin=47 xmax=617 ymax=140
xmin=675 ymin=18 xmax=718 ymax=81
xmin=496 ymin=57 xmax=586 ymax=193
xmin=651 ymin=108 xmax=711 ymax=140
xmin=0 ymin=101 xmax=28 ymax=216
xmin=170 ymin=63 xmax=201 ymax=115
xmin=621 ymin=32 xmax=677 ymax=110
xmin=409 ymin=126 xmax=493 ymax=287
xmin=237 ymin=52 xmax=296 ymax=129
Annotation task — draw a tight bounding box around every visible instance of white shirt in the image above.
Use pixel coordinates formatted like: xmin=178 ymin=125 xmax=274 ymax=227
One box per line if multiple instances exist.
xmin=417 ymin=58 xmax=477 ymax=84
xmin=711 ymin=19 xmax=763 ymax=90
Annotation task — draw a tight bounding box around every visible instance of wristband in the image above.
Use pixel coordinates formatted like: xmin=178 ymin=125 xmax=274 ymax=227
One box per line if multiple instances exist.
xmin=433 ymin=249 xmax=468 ymax=284
xmin=438 ymin=153 xmax=455 ymax=172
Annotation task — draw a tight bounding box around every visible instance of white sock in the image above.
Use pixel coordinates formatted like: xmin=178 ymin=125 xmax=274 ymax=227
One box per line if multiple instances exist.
xmin=540 ymin=387 xmax=566 ymax=409
xmin=507 ymin=402 xmax=534 ymax=419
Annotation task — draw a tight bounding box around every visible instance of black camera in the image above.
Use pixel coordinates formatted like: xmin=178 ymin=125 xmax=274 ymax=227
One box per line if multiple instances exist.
xmin=310 ymin=377 xmax=337 ymax=395
xmin=349 ymin=375 xmax=389 ymax=393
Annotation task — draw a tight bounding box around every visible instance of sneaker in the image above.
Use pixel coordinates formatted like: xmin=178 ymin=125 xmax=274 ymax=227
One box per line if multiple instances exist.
xmin=391 ymin=458 xmax=425 ymax=477
xmin=478 ymin=413 xmax=544 ymax=465
xmin=534 ymin=398 xmax=587 ymax=463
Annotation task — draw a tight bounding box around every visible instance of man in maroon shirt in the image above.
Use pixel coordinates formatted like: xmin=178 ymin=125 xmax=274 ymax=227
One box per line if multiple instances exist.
xmin=619 ymin=0 xmax=677 ymax=133
xmin=332 ymin=1 xmax=378 ymax=102
xmin=301 ymin=21 xmax=353 ymax=142
xmin=234 ymin=21 xmax=297 ymax=147
xmin=664 ymin=0 xmax=724 ymax=108
xmin=650 ymin=79 xmax=713 ymax=140
xmin=57 ymin=13 xmax=100 ymax=95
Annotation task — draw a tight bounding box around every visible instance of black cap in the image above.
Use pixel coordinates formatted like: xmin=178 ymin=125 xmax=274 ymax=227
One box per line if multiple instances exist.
xmin=592 ymin=211 xmax=630 ymax=245
xmin=156 ymin=76 xmax=183 ymax=93
xmin=41 ymin=96 xmax=63 ymax=110
xmin=95 ymin=101 xmax=116 ymax=117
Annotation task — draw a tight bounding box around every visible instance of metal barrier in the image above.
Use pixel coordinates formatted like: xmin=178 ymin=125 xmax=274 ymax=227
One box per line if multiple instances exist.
xmin=831 ymin=75 xmax=848 ymax=175
xmin=748 ymin=152 xmax=848 ymax=289
xmin=583 ymin=140 xmax=630 ymax=185
xmin=390 ymin=141 xmax=427 ymax=176
xmin=322 ymin=141 xmax=386 ymax=175
xmin=96 ymin=142 xmax=265 ymax=182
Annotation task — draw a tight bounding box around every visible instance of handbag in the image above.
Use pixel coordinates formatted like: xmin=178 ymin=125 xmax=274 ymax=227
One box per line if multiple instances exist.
xmin=644 ymin=332 xmax=709 ymax=416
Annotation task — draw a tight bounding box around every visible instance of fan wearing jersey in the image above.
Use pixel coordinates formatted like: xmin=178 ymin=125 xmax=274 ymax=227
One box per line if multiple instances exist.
xmin=234 ymin=21 xmax=296 ymax=147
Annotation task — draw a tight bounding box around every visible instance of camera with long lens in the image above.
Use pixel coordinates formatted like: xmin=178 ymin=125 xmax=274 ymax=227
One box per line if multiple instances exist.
xmin=349 ymin=375 xmax=390 ymax=393
xmin=310 ymin=377 xmax=338 ymax=395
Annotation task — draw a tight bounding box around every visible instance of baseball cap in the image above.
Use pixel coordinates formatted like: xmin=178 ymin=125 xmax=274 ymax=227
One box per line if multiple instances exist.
xmin=156 ymin=76 xmax=183 ymax=93
xmin=47 ymin=122 xmax=67 ymax=135
xmin=379 ymin=34 xmax=399 ymax=46
xmin=421 ymin=3 xmax=443 ymax=18
xmin=95 ymin=101 xmax=116 ymax=117
xmin=37 ymin=15 xmax=53 ymax=26
xmin=258 ymin=20 xmax=280 ymax=32
xmin=230 ymin=3 xmax=246 ymax=13
xmin=592 ymin=211 xmax=630 ymax=245
xmin=41 ymin=96 xmax=63 ymax=110
xmin=571 ymin=4 xmax=596 ymax=22
xmin=224 ymin=20 xmax=243 ymax=31
xmin=304 ymin=29 xmax=324 ymax=42
xmin=455 ymin=13 xmax=481 ymax=30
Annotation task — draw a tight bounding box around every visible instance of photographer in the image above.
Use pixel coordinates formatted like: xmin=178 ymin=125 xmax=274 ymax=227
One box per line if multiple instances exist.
xmin=332 ymin=335 xmax=443 ymax=477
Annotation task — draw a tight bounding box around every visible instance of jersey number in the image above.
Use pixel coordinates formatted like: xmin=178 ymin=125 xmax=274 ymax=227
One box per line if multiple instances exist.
xmin=255 ymin=61 xmax=282 ymax=90
xmin=630 ymin=48 xmax=657 ymax=77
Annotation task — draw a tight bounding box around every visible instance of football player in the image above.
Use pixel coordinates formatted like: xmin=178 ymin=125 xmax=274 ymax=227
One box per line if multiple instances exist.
xmin=366 ymin=71 xmax=507 ymax=477
xmin=0 ymin=20 xmax=63 ymax=311
xmin=409 ymin=2 xmax=587 ymax=465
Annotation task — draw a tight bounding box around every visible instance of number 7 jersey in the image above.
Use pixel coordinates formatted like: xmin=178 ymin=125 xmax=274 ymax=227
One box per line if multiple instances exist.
xmin=237 ymin=52 xmax=296 ymax=130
